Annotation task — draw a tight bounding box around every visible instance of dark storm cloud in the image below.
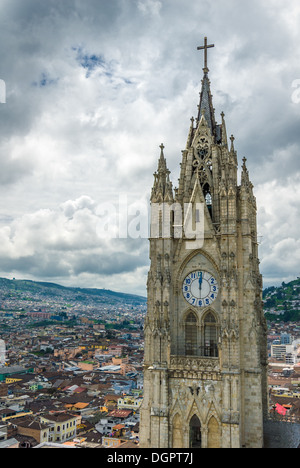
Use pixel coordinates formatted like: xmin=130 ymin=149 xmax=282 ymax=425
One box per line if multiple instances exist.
xmin=0 ymin=252 xmax=71 ymax=278
xmin=72 ymin=245 xmax=147 ymax=276
xmin=0 ymin=0 xmax=299 ymax=293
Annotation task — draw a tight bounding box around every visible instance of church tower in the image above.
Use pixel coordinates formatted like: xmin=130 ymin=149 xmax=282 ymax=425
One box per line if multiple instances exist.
xmin=139 ymin=38 xmax=268 ymax=449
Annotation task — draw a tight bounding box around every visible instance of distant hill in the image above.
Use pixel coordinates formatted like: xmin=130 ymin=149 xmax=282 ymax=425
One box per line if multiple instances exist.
xmin=263 ymin=277 xmax=300 ymax=322
xmin=0 ymin=277 xmax=147 ymax=306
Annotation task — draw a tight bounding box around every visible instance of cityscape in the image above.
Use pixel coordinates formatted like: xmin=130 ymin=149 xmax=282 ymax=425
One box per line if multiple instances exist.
xmin=0 ymin=276 xmax=299 ymax=448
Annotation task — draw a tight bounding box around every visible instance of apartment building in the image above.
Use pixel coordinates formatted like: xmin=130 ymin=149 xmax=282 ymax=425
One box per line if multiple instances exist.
xmin=40 ymin=413 xmax=77 ymax=443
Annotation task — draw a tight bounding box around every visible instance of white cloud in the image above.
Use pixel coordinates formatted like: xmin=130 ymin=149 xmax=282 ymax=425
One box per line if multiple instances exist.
xmin=0 ymin=194 xmax=148 ymax=294
xmin=137 ymin=0 xmax=162 ymax=16
xmin=256 ymin=175 xmax=300 ymax=286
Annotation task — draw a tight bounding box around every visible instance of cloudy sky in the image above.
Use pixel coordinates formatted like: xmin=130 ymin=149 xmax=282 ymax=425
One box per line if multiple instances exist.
xmin=0 ymin=0 xmax=299 ymax=296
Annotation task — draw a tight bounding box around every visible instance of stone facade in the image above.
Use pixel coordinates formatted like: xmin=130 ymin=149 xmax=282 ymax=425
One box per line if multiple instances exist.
xmin=140 ymin=55 xmax=268 ymax=448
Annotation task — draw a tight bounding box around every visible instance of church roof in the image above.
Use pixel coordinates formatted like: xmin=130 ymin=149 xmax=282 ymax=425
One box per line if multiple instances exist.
xmin=196 ymin=70 xmax=222 ymax=144
xmin=197 ymin=71 xmax=215 ymax=135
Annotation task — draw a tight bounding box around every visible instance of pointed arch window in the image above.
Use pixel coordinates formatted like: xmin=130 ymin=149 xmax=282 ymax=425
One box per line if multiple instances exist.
xmin=185 ymin=312 xmax=197 ymax=356
xmin=207 ymin=416 xmax=221 ymax=448
xmin=172 ymin=414 xmax=183 ymax=448
xmin=205 ymin=192 xmax=212 ymax=206
xmin=202 ymin=312 xmax=218 ymax=357
xmin=189 ymin=415 xmax=201 ymax=448
xmin=203 ymin=183 xmax=213 ymax=219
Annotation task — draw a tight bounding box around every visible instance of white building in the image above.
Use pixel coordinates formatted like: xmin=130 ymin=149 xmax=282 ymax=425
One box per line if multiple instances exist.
xmin=0 ymin=340 xmax=5 ymax=366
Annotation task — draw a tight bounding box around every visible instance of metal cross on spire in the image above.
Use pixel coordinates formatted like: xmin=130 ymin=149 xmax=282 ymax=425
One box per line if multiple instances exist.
xmin=197 ymin=37 xmax=215 ymax=72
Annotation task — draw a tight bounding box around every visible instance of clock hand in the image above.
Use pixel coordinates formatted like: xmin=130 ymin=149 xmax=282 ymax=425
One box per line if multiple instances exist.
xmin=199 ymin=272 xmax=202 ymax=295
xmin=199 ymin=272 xmax=203 ymax=286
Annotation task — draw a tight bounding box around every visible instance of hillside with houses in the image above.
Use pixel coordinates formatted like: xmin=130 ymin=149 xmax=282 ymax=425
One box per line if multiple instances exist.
xmin=263 ymin=278 xmax=300 ymax=322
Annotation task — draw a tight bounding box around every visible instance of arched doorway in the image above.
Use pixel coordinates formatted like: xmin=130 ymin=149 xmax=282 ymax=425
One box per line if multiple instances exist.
xmin=189 ymin=415 xmax=201 ymax=448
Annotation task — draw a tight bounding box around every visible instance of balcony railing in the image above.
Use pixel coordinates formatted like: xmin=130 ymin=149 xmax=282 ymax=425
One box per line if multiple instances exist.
xmin=184 ymin=344 xmax=218 ymax=358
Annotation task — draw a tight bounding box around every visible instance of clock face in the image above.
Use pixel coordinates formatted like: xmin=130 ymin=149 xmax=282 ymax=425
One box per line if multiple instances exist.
xmin=182 ymin=270 xmax=218 ymax=307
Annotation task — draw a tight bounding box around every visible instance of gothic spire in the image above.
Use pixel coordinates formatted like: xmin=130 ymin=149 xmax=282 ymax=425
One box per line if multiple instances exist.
xmin=151 ymin=144 xmax=174 ymax=203
xmin=221 ymin=112 xmax=228 ymax=148
xmin=197 ymin=69 xmax=216 ymax=138
xmin=241 ymin=157 xmax=250 ymax=187
xmin=196 ymin=38 xmax=218 ymax=140
xmin=158 ymin=143 xmax=167 ymax=172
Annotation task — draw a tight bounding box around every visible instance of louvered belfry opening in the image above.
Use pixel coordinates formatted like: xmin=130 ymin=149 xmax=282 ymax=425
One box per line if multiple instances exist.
xmin=185 ymin=312 xmax=197 ymax=356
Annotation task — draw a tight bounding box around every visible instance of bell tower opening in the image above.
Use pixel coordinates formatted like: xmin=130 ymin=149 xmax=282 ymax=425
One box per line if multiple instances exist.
xmin=203 ymin=312 xmax=218 ymax=357
xmin=203 ymin=183 xmax=213 ymax=219
xmin=185 ymin=312 xmax=198 ymax=356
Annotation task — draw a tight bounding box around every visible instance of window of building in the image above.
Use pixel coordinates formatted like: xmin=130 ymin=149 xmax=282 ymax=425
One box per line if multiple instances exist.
xmin=203 ymin=312 xmax=218 ymax=357
xmin=185 ymin=312 xmax=198 ymax=356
